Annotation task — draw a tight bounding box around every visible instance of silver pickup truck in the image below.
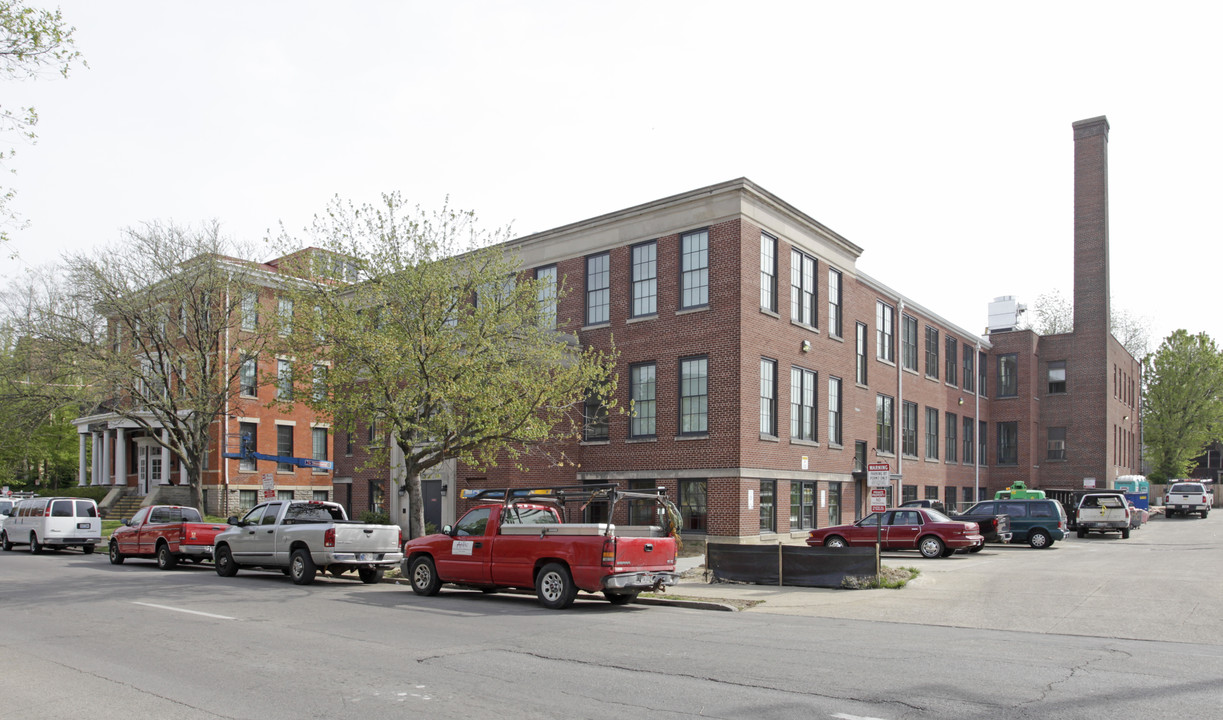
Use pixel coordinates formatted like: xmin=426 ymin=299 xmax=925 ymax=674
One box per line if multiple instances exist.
xmin=213 ymin=500 xmax=403 ymax=585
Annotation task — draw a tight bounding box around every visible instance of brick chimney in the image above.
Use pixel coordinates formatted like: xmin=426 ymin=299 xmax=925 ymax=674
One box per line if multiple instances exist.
xmin=1072 ymin=116 xmax=1110 ymax=337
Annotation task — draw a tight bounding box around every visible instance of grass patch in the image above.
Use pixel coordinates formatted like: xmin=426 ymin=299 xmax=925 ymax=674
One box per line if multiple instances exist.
xmin=841 ymin=566 xmax=919 ymax=589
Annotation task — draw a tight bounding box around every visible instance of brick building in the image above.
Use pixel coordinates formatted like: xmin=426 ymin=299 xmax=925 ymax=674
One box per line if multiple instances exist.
xmin=338 ymin=115 xmax=1142 ymax=542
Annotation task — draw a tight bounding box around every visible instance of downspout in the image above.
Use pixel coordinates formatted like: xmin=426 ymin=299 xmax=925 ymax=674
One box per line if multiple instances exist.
xmin=975 ymin=341 xmax=981 ymax=503
xmin=896 ymin=300 xmax=904 ymax=504
xmin=222 ymin=273 xmax=231 ymax=516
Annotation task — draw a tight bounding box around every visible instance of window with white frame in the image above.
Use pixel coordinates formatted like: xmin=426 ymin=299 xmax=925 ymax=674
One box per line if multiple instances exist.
xmin=876 ymin=394 xmax=894 ymax=454
xmin=901 ymin=314 xmax=918 ymax=371
xmin=276 ymin=359 xmax=292 ymax=401
xmin=276 ymin=425 xmax=294 ymax=472
xmin=760 ymin=233 xmax=777 ymax=313
xmin=312 ymin=364 xmax=327 ymax=402
xmin=241 ymin=291 xmax=258 ymax=332
xmin=856 ymin=322 xmax=868 ymax=385
xmin=240 ymin=356 xmax=257 ymax=397
xmin=535 ymin=265 xmax=557 ymax=329
xmin=827 ymin=267 xmax=842 ymax=337
xmin=586 ymin=253 xmax=609 ymax=325
xmin=312 ymin=427 xmax=328 ymax=466
xmin=277 ymin=297 xmax=293 ymax=336
xmin=876 ymin=301 xmax=895 ymax=362
xmin=630 ymin=362 xmax=656 ymax=438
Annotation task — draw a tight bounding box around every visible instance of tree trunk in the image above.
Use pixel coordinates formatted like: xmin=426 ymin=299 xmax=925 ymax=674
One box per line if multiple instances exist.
xmin=406 ymin=466 xmax=425 ymax=540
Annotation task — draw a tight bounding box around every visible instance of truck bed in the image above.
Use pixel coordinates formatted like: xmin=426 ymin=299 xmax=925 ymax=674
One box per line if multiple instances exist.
xmin=498 ymin=523 xmax=666 ymax=537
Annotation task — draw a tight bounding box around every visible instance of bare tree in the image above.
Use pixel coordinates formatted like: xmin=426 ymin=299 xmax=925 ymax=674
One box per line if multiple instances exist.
xmin=1028 ymin=289 xmax=1152 ymax=359
xmin=11 ymin=222 xmax=278 ymax=509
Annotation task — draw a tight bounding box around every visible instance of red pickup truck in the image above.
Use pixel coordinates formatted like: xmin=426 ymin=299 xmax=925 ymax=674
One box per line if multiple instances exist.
xmin=402 ymin=485 xmax=681 ymax=609
xmin=108 ymin=505 xmax=227 ymax=569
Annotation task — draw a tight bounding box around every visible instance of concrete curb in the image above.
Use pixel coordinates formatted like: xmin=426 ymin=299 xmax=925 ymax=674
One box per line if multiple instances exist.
xmin=385 ymin=576 xmax=740 ymax=611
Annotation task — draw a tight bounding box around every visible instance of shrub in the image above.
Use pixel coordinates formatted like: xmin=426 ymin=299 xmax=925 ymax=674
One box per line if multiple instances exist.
xmin=359 ymin=511 xmax=390 ymax=525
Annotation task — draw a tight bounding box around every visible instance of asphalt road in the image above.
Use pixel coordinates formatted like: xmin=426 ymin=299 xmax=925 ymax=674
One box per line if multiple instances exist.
xmin=1 ymin=514 xmax=1220 ymax=720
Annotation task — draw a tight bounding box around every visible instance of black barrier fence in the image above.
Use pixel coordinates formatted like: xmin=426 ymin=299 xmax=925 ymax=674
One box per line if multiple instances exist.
xmin=707 ymin=544 xmax=877 ymax=588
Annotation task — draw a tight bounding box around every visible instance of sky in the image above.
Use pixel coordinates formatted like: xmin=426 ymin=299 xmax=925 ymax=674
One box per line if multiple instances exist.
xmin=3 ymin=1 xmax=1220 ymax=352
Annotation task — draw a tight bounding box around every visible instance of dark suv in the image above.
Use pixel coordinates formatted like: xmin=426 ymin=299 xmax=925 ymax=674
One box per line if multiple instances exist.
xmin=959 ymin=499 xmax=1067 ymax=548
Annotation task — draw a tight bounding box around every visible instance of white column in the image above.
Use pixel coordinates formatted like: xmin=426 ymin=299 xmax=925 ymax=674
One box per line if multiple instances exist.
xmin=90 ymin=432 xmax=101 ymax=486
xmin=78 ymin=433 xmax=88 ymax=487
xmin=160 ymin=429 xmax=171 ymax=485
xmin=101 ymin=428 xmax=112 ymax=486
xmin=114 ymin=427 xmax=127 ymax=487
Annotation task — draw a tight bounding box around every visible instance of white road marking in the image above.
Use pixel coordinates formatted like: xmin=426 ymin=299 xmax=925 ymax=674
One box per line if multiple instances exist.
xmin=832 ymin=714 xmax=888 ymax=720
xmin=131 ymin=602 xmax=235 ymax=620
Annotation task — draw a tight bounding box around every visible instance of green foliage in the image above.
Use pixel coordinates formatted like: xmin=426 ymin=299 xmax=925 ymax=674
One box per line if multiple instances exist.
xmin=841 ymin=566 xmax=919 ymax=589
xmin=1143 ymin=330 xmax=1223 ymax=481
xmin=276 ymin=193 xmax=619 ymax=539
xmin=359 ymin=511 xmax=390 ymax=525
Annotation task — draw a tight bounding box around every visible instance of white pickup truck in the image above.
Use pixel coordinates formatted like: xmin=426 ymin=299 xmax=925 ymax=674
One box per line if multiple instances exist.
xmin=1075 ymin=492 xmax=1131 ymax=539
xmin=1164 ymin=481 xmax=1212 ymax=519
xmin=213 ymin=500 xmax=403 ymax=585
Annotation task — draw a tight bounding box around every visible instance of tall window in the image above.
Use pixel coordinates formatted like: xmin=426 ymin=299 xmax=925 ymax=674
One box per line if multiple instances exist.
xmin=876 ymin=301 xmax=895 ymax=362
xmin=629 ymin=363 xmax=656 ymax=438
xmin=925 ymin=326 xmax=940 ymax=378
xmin=238 ymin=421 xmax=257 ymax=472
xmin=630 ymin=241 xmax=657 ymax=318
xmin=998 ymin=354 xmax=1018 ymax=397
xmin=979 ymin=421 xmax=987 ymax=467
xmin=790 ymin=366 xmax=816 ymax=442
xmin=583 ymin=394 xmax=608 ymax=441
xmin=790 ymin=249 xmax=816 ymax=327
xmin=241 ymin=291 xmax=258 ymax=332
xmin=945 ymin=336 xmax=958 ymax=386
xmin=680 ymin=229 xmax=709 ymax=309
xmin=679 ymin=356 xmax=708 ymax=435
xmin=760 ymin=233 xmax=777 ymax=312
xmin=312 ymin=364 xmax=327 ymax=402
xmin=828 ymin=376 xmax=842 ymax=446
xmin=876 ymin=394 xmax=894 ymax=454
xmin=790 ymin=481 xmax=816 ymax=530
xmin=978 ymin=351 xmax=987 ymax=397
xmin=945 ymin=412 xmax=958 ymax=463
xmin=855 ymin=322 xmax=868 ymax=385
xmin=276 ymin=359 xmax=292 ymax=401
xmin=925 ymin=407 xmax=939 ymax=460
xmin=240 ymin=356 xmax=257 ymax=397
xmin=901 ymin=401 xmax=917 ymax=457
xmin=963 ymin=345 xmax=975 ymax=393
xmin=963 ymin=416 xmax=974 ymax=464
xmin=828 ymin=482 xmax=842 ymax=526
xmin=679 ymin=479 xmax=707 ymax=531
xmin=901 ymin=315 xmax=918 ymax=371
xmin=585 ymin=253 xmax=610 ymax=325
xmin=827 ymin=267 xmax=842 ymax=337
xmin=277 ymin=297 xmax=293 ymax=336
xmin=759 ymin=480 xmax=775 ymax=533
xmin=998 ymin=421 xmax=1018 ymax=465
xmin=535 ymin=265 xmax=557 ymax=329
xmin=276 ymin=424 xmax=294 ymax=472
xmin=760 ymin=359 xmax=778 ymax=437
xmin=1048 ymin=427 xmax=1067 ymax=460
xmin=1048 ymin=360 xmax=1067 ymax=394
xmin=312 ymin=427 xmax=328 ymax=465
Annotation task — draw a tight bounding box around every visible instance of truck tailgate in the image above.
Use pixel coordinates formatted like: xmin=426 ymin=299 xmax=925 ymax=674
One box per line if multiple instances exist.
xmin=610 ymin=535 xmax=675 ymax=570
xmin=333 ymin=525 xmax=400 ymax=552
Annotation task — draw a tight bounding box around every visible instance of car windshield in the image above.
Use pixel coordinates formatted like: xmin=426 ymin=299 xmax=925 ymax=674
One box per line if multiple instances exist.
xmin=1170 ymin=484 xmax=1202 ymax=493
xmin=924 ymin=509 xmax=952 ymax=522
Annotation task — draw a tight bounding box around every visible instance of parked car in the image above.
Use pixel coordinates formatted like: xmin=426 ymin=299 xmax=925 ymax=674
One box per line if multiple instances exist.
xmin=108 ymin=505 xmax=228 ymax=569
xmin=949 ymin=506 xmax=1012 ymax=545
xmin=1164 ymin=481 xmax=1212 ymax=519
xmin=958 ymin=499 xmax=1067 ymax=548
xmin=0 ymin=496 xmax=101 ymax=554
xmin=899 ymin=498 xmax=947 ymax=514
xmin=213 ymin=500 xmax=402 ymax=585
xmin=1076 ymin=492 xmax=1131 ymax=538
xmin=805 ymin=508 xmax=984 ymax=559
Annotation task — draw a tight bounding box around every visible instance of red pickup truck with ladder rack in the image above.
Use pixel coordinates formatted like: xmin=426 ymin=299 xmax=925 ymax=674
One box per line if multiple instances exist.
xmin=402 ymin=484 xmax=681 ymax=609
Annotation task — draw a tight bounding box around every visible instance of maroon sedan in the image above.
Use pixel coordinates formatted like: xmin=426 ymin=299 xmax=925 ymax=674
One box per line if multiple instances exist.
xmin=806 ymin=508 xmax=984 ymax=558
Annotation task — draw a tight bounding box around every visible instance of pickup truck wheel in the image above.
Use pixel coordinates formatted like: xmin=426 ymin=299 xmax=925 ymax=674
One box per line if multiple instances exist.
xmin=1 ymin=532 xmax=12 ymax=552
xmin=156 ymin=543 xmax=179 ymax=570
xmin=108 ymin=541 xmax=125 ymax=564
xmin=605 ymin=592 xmax=638 ymax=605
xmin=1029 ymin=529 xmax=1052 ymax=549
xmin=290 ymin=549 xmax=317 ymax=585
xmin=409 ymin=556 xmax=442 ymax=596
xmin=214 ymin=545 xmax=239 ymax=577
xmin=536 ymin=563 xmax=577 ymax=609
xmin=824 ymin=536 xmax=847 ymax=548
xmin=1121 ymin=528 xmax=1130 ymax=539
xmin=1077 ymin=528 xmax=1086 ymax=538
xmin=1203 ymin=510 xmax=1210 ymax=519
xmin=82 ymin=544 xmax=95 ymax=555
xmin=357 ymin=568 xmax=383 ymax=584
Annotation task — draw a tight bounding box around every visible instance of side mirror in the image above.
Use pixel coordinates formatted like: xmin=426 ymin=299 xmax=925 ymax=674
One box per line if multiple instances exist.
xmin=122 ymin=518 xmax=131 ymax=526
xmin=441 ymin=524 xmax=453 ymax=536
xmin=227 ymin=515 xmax=240 ymax=526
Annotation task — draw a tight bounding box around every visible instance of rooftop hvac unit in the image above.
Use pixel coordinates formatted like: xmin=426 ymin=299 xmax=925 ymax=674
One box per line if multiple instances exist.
xmin=987 ymin=296 xmax=1027 ymax=333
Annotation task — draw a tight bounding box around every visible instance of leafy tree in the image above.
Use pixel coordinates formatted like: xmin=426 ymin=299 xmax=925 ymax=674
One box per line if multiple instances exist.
xmin=7 ymin=222 xmax=278 ymax=509
xmin=1 ymin=1 xmax=85 ymax=249
xmin=1028 ymin=289 xmax=1152 ymax=359
xmin=277 ymin=194 xmax=619 ymax=538
xmin=1143 ymin=330 xmax=1223 ymax=481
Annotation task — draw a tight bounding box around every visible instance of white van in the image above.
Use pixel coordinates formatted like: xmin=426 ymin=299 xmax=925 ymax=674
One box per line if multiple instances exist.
xmin=0 ymin=497 xmax=102 ymax=554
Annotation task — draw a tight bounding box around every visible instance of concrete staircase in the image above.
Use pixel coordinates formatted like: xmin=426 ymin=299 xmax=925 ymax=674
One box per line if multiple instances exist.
xmin=102 ymin=494 xmax=145 ymax=520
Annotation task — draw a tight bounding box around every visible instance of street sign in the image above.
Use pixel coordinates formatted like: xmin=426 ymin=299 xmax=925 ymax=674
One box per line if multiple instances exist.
xmin=867 ymin=462 xmax=891 ymax=487
xmin=869 ymin=487 xmax=887 ymax=513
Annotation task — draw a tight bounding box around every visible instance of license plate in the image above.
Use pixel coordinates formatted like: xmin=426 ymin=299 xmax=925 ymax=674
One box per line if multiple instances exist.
xmin=357 ymin=553 xmax=372 ymax=561
xmin=77 ymin=522 xmax=90 ymax=529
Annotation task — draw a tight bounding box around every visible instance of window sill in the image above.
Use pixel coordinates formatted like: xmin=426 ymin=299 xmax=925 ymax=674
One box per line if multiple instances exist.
xmin=828 ymin=334 xmax=844 ymax=344
xmin=760 ymin=308 xmax=780 ymax=319
xmin=827 ymin=442 xmax=843 ymax=451
xmin=759 ymin=433 xmax=780 ymax=443
xmin=580 ymin=440 xmax=610 ymax=446
xmin=626 ymin=437 xmax=657 ymax=444
xmin=580 ymin=322 xmax=611 ymax=332
xmin=926 ymin=374 xmax=940 ymax=382
xmin=240 ymin=393 xmax=259 ymax=400
xmin=676 ymin=305 xmax=708 ymax=316
xmin=675 ymin=434 xmax=709 ymax=441
xmin=877 ymin=357 xmax=897 ymax=368
xmin=626 ymin=314 xmax=657 ymax=325
xmin=925 ymin=457 xmax=940 ymax=463
xmin=790 ymin=320 xmax=818 ymax=333
xmin=790 ymin=438 xmax=819 ymax=448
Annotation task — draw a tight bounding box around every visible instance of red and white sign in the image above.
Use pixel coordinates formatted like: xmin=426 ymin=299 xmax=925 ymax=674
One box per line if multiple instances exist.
xmin=869 ymin=487 xmax=888 ymax=513
xmin=867 ymin=462 xmax=891 ymax=487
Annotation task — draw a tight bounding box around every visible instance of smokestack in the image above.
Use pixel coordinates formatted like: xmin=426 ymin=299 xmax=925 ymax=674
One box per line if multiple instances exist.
xmin=1072 ymin=116 xmax=1110 ymax=338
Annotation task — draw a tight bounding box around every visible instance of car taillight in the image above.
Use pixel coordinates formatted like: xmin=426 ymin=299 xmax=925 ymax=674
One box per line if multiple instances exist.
xmin=397 ymin=528 xmax=403 ymax=549
xmin=324 ymin=527 xmax=335 ymax=548
xmin=601 ymin=537 xmax=615 ymax=567
xmin=44 ymin=505 xmax=51 ymax=517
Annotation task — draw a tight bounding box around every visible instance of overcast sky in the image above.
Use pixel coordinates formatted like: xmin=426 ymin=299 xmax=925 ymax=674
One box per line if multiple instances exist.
xmin=3 ymin=1 xmax=1220 ymax=351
